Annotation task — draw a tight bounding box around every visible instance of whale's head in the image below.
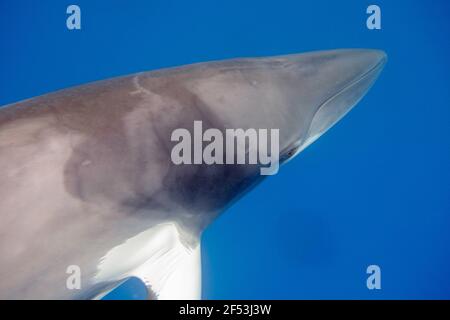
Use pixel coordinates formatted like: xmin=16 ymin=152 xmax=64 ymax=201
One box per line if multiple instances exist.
xmin=191 ymin=49 xmax=387 ymax=167
xmin=274 ymin=49 xmax=387 ymax=163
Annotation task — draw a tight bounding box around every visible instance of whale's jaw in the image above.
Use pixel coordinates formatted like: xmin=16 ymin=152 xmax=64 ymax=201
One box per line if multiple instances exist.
xmin=278 ymin=49 xmax=387 ymax=161
xmin=302 ymin=50 xmax=387 ymax=153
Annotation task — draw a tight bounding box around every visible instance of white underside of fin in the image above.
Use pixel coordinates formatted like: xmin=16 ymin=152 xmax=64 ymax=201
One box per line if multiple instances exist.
xmin=94 ymin=222 xmax=201 ymax=300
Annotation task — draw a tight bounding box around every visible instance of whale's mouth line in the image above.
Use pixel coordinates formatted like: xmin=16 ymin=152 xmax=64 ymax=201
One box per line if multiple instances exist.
xmin=279 ymin=54 xmax=386 ymax=163
xmin=300 ymin=54 xmax=387 ymax=151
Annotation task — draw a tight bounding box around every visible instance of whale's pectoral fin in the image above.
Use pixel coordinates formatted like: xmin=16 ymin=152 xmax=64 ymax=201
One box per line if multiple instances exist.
xmin=131 ymin=238 xmax=202 ymax=300
xmin=94 ymin=223 xmax=202 ymax=300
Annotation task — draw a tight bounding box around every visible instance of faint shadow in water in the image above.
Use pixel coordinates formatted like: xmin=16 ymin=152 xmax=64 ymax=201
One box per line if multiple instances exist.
xmin=272 ymin=210 xmax=336 ymax=268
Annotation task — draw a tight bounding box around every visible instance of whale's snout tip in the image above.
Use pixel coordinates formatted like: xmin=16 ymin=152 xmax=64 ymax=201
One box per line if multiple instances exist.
xmin=335 ymin=48 xmax=387 ymax=75
xmin=358 ymin=49 xmax=387 ymax=71
xmin=353 ymin=49 xmax=387 ymax=74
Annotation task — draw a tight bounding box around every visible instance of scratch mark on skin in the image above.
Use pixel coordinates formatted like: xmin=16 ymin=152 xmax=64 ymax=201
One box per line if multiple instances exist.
xmin=131 ymin=75 xmax=153 ymax=96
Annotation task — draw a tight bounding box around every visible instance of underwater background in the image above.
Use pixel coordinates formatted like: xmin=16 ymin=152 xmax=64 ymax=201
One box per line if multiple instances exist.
xmin=0 ymin=0 xmax=449 ymax=299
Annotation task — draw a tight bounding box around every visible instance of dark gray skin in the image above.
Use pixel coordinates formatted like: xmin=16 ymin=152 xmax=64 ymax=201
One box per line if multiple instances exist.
xmin=0 ymin=49 xmax=386 ymax=299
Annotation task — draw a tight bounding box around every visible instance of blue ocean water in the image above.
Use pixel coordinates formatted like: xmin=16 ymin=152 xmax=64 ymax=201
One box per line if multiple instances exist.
xmin=0 ymin=0 xmax=449 ymax=299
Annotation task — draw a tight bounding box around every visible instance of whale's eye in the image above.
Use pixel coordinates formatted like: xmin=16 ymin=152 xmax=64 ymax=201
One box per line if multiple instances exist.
xmin=281 ymin=145 xmax=301 ymax=163
xmin=287 ymin=148 xmax=296 ymax=157
xmin=287 ymin=146 xmax=300 ymax=158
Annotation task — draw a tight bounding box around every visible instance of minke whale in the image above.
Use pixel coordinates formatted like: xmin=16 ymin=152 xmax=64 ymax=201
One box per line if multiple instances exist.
xmin=0 ymin=49 xmax=386 ymax=299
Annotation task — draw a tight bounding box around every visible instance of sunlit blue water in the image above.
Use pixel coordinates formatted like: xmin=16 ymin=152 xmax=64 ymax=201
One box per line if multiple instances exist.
xmin=1 ymin=0 xmax=449 ymax=299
